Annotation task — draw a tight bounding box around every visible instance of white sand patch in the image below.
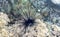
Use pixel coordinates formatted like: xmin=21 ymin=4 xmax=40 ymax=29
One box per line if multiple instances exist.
xmin=51 ymin=0 xmax=60 ymax=5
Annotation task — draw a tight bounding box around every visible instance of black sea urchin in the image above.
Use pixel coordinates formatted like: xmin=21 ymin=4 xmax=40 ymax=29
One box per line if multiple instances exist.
xmin=19 ymin=7 xmax=39 ymax=28
xmin=17 ymin=0 xmax=41 ymax=28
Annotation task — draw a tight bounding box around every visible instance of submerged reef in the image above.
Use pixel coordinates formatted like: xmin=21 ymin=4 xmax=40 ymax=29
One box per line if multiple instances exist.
xmin=29 ymin=0 xmax=60 ymax=26
xmin=0 ymin=0 xmax=60 ymax=37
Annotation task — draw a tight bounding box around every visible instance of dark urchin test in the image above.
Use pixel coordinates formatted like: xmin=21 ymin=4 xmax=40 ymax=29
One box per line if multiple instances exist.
xmin=23 ymin=18 xmax=35 ymax=28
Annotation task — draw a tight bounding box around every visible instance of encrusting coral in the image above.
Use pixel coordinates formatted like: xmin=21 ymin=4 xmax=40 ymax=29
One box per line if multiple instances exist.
xmin=0 ymin=12 xmax=10 ymax=27
xmin=0 ymin=12 xmax=10 ymax=37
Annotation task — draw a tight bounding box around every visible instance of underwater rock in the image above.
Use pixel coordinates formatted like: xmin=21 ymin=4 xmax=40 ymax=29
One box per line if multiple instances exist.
xmin=0 ymin=0 xmax=60 ymax=37
xmin=29 ymin=0 xmax=60 ymax=26
xmin=0 ymin=12 xmax=10 ymax=27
